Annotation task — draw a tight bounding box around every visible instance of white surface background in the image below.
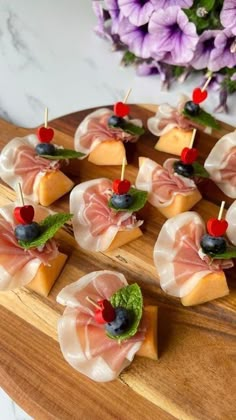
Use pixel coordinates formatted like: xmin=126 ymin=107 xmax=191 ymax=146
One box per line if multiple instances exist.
xmin=0 ymin=0 xmax=235 ymax=418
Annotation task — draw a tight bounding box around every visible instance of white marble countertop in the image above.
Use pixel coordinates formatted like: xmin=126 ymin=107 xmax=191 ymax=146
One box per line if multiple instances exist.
xmin=0 ymin=0 xmax=235 ymax=130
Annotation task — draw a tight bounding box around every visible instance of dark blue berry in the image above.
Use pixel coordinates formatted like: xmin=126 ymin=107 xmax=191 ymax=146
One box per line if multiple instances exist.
xmin=184 ymin=101 xmax=200 ymax=116
xmin=15 ymin=222 xmax=41 ymax=241
xmin=105 ymin=307 xmax=132 ymax=336
xmin=111 ymin=194 xmax=133 ymax=209
xmin=200 ymin=234 xmax=226 ymax=255
xmin=173 ymin=161 xmax=194 ymax=178
xmin=35 ymin=143 xmax=56 ymax=156
xmin=108 ymin=115 xmax=125 ymax=128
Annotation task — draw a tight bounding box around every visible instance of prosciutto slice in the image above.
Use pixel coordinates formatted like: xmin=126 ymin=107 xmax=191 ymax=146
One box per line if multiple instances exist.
xmin=74 ymin=108 xmax=143 ymax=157
xmin=57 ymin=270 xmax=146 ymax=382
xmin=204 ymin=131 xmax=236 ymax=198
xmin=0 ymin=202 xmax=58 ymax=290
xmin=148 ymin=96 xmax=211 ymax=136
xmin=70 ymin=178 xmax=143 ymax=252
xmin=135 ymin=157 xmax=197 ymax=208
xmin=226 ymin=200 xmax=236 ymax=245
xmin=154 ymin=211 xmax=233 ymax=297
xmin=0 ymin=135 xmax=59 ymax=202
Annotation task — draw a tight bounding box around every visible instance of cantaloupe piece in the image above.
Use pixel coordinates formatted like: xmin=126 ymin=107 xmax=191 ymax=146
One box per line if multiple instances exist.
xmin=157 ymin=189 xmax=202 ymax=219
xmin=88 ymin=140 xmax=126 ymax=166
xmin=106 ymin=227 xmax=142 ymax=252
xmin=27 ymin=252 xmax=67 ymax=297
xmin=155 ymin=127 xmax=193 ymax=156
xmin=38 ymin=170 xmax=74 ymax=206
xmin=137 ymin=305 xmax=158 ymax=360
xmin=181 ymin=271 xmax=229 ymax=306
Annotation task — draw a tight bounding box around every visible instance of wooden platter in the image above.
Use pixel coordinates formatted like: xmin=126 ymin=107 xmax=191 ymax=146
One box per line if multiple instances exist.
xmin=0 ymin=106 xmax=235 ymax=420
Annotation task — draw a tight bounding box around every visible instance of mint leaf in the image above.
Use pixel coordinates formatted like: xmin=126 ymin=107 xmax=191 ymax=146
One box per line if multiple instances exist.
xmin=211 ymin=247 xmax=236 ymax=260
xmin=41 ymin=149 xmax=85 ymax=160
xmin=183 ymin=108 xmax=219 ymax=129
xmin=107 ymin=283 xmax=143 ymax=341
xmin=18 ymin=213 xmax=73 ymax=250
xmin=123 ymin=122 xmax=145 ymax=136
xmin=108 ymin=187 xmax=148 ymax=212
xmin=192 ymin=161 xmax=209 ymax=178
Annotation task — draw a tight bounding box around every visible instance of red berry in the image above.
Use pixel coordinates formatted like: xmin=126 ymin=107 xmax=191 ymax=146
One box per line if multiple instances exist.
xmin=94 ymin=299 xmax=116 ymax=324
xmin=207 ymin=218 xmax=228 ymax=237
xmin=114 ymin=102 xmax=130 ymax=117
xmin=112 ymin=179 xmax=131 ymax=195
xmin=181 ymin=147 xmax=198 ymax=164
xmin=192 ymin=87 xmax=208 ymax=104
xmin=37 ymin=126 xmax=54 ymax=143
xmin=13 ymin=205 xmax=35 ymax=225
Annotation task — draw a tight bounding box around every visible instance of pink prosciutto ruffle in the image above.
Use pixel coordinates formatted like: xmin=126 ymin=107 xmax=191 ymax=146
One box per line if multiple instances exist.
xmin=0 ymin=202 xmax=58 ymax=290
xmin=57 ymin=270 xmax=146 ymax=382
xmin=154 ymin=211 xmax=233 ymax=297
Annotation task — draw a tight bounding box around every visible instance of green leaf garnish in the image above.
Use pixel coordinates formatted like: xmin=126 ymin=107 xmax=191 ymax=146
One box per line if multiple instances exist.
xmin=192 ymin=161 xmax=209 ymax=178
xmin=122 ymin=122 xmax=145 ymax=136
xmin=183 ymin=108 xmax=219 ymax=129
xmin=18 ymin=213 xmax=73 ymax=249
xmin=108 ymin=187 xmax=148 ymax=212
xmin=211 ymin=247 xmax=236 ymax=260
xmin=107 ymin=283 xmax=143 ymax=341
xmin=40 ymin=149 xmax=85 ymax=160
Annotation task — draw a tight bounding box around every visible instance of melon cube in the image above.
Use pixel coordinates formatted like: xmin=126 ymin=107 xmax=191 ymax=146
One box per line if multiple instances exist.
xmin=106 ymin=227 xmax=142 ymax=252
xmin=88 ymin=140 xmax=126 ymax=166
xmin=39 ymin=170 xmax=74 ymax=206
xmin=155 ymin=128 xmax=193 ymax=156
xmin=137 ymin=305 xmax=158 ymax=360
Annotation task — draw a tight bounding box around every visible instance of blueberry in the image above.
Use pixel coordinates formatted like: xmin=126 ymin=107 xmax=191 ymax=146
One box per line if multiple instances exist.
xmin=184 ymin=101 xmax=200 ymax=116
xmin=35 ymin=143 xmax=56 ymax=156
xmin=111 ymin=194 xmax=133 ymax=209
xmin=200 ymin=234 xmax=227 ymax=255
xmin=105 ymin=307 xmax=132 ymax=336
xmin=15 ymin=222 xmax=41 ymax=241
xmin=108 ymin=115 xmax=125 ymax=128
xmin=173 ymin=161 xmax=194 ymax=178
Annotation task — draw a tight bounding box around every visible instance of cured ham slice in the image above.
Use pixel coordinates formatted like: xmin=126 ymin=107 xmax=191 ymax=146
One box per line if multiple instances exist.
xmin=136 ymin=157 xmax=197 ymax=208
xmin=74 ymin=108 xmax=143 ymax=157
xmin=0 ymin=202 xmax=58 ymax=290
xmin=226 ymin=200 xmax=236 ymax=245
xmin=154 ymin=212 xmax=233 ymax=299
xmin=70 ymin=178 xmax=143 ymax=252
xmin=0 ymin=135 xmax=59 ymax=202
xmin=57 ymin=271 xmax=146 ymax=382
xmin=204 ymin=131 xmax=236 ymax=198
xmin=148 ymin=96 xmax=211 ymax=136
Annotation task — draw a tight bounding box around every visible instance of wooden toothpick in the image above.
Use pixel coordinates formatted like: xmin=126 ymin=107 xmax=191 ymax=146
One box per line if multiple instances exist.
xmin=18 ymin=183 xmax=24 ymax=206
xmin=123 ymin=88 xmax=132 ymax=104
xmin=120 ymin=157 xmax=126 ymax=181
xmin=218 ymin=201 xmax=225 ymax=220
xmin=190 ymin=128 xmax=197 ymax=149
xmin=202 ymin=72 xmax=213 ymax=92
xmin=86 ymin=296 xmax=100 ymax=310
xmin=44 ymin=107 xmax=48 ymax=128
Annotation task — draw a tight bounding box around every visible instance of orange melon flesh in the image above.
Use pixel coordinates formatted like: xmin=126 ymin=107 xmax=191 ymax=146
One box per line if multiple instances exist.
xmin=137 ymin=305 xmax=158 ymax=360
xmin=27 ymin=252 xmax=67 ymax=297
xmin=38 ymin=170 xmax=74 ymax=207
xmin=157 ymin=189 xmax=202 ymax=219
xmin=155 ymin=127 xmax=193 ymax=156
xmin=88 ymin=140 xmax=126 ymax=166
xmin=181 ymin=271 xmax=229 ymax=306
xmin=106 ymin=227 xmax=142 ymax=252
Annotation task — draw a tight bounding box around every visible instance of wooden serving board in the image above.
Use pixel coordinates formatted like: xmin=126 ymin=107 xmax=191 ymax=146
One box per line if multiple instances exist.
xmin=0 ymin=106 xmax=235 ymax=420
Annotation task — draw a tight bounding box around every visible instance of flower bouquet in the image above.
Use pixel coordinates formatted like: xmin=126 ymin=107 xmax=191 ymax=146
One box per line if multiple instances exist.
xmin=92 ymin=0 xmax=236 ymax=112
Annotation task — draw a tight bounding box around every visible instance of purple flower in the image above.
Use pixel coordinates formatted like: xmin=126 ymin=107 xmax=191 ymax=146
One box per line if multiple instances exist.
xmin=136 ymin=61 xmax=160 ymax=76
xmin=220 ymin=0 xmax=236 ymax=35
xmin=118 ymin=0 xmax=158 ymax=26
xmin=209 ymin=29 xmax=236 ymax=72
xmin=92 ymin=1 xmax=111 ymax=40
xmin=118 ymin=17 xmax=161 ymax=59
xmin=157 ymin=0 xmax=193 ymax=7
xmin=191 ymin=30 xmax=220 ymax=70
xmin=149 ymin=7 xmax=199 ymax=65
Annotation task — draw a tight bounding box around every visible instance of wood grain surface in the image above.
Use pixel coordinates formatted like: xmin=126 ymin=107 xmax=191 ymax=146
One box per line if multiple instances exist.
xmin=0 ymin=106 xmax=235 ymax=420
